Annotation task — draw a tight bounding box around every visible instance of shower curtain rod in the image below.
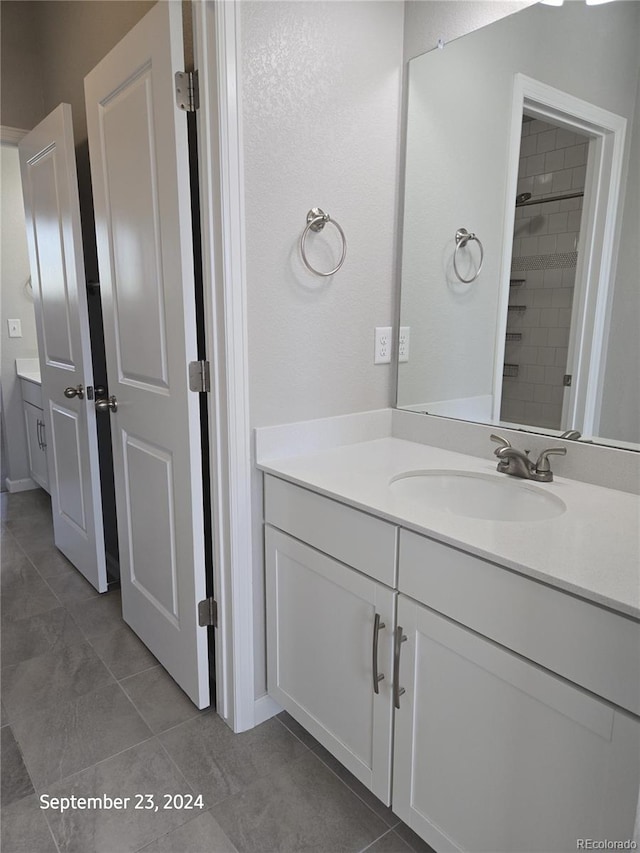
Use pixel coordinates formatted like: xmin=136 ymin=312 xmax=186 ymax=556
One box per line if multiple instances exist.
xmin=516 ymin=190 xmax=584 ymax=208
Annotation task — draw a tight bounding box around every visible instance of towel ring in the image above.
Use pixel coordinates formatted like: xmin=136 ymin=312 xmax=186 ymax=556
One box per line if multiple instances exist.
xmin=300 ymin=208 xmax=347 ymax=277
xmin=453 ymin=227 xmax=484 ymax=283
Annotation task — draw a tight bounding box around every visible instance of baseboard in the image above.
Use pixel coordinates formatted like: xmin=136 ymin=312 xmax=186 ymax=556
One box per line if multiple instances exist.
xmin=254 ymin=694 xmax=282 ymax=727
xmin=5 ymin=477 xmax=38 ymax=493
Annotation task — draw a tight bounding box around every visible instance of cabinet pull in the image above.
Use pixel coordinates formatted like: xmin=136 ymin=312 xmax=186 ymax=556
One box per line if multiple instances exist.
xmin=39 ymin=420 xmax=46 ymax=450
xmin=36 ymin=419 xmax=43 ymax=450
xmin=393 ymin=625 xmax=407 ymax=709
xmin=372 ymin=613 xmax=386 ymax=694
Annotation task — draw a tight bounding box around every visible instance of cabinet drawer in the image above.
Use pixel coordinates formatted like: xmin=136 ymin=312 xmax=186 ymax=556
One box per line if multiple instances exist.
xmin=399 ymin=529 xmax=640 ymax=715
xmin=20 ymin=378 xmax=43 ymax=409
xmin=264 ymin=475 xmax=397 ymax=587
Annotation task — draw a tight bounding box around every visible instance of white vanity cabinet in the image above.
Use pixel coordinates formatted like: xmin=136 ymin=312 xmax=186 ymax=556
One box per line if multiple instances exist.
xmin=20 ymin=378 xmax=49 ymax=493
xmin=394 ymin=529 xmax=640 ymax=852
xmin=263 ymin=473 xmax=640 ymax=852
xmin=264 ymin=476 xmax=397 ymax=804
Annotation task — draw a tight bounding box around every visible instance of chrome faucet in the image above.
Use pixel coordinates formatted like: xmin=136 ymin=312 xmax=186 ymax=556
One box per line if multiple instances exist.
xmin=490 ymin=435 xmax=566 ymax=483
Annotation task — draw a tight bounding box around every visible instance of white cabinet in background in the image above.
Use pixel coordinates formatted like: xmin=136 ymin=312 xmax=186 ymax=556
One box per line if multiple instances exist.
xmin=20 ymin=379 xmax=49 ymax=493
xmin=266 ymin=526 xmax=396 ymax=804
xmin=392 ymin=595 xmax=640 ymax=853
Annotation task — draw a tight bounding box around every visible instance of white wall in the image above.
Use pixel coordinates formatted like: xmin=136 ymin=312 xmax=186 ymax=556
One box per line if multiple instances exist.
xmin=240 ymin=0 xmax=405 ymax=697
xmin=599 ymin=71 xmax=640 ymax=444
xmin=0 ymin=144 xmax=40 ymax=488
xmin=397 ymin=2 xmax=639 ymax=416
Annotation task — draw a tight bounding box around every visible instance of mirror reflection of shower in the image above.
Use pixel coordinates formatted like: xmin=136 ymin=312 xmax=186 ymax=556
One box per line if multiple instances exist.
xmin=500 ymin=114 xmax=589 ymax=431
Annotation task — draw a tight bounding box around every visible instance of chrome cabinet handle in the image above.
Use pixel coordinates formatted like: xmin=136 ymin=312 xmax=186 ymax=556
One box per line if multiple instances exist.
xmin=393 ymin=625 xmax=407 ymax=709
xmin=36 ymin=419 xmax=42 ymax=450
xmin=95 ymin=396 xmax=118 ymax=413
xmin=372 ymin=613 xmax=386 ymax=695
xmin=39 ymin=420 xmax=46 ymax=450
xmin=64 ymin=384 xmax=84 ymax=399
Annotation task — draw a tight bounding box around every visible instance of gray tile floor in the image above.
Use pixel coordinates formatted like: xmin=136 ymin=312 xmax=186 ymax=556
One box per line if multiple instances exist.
xmin=1 ymin=489 xmax=433 ymax=853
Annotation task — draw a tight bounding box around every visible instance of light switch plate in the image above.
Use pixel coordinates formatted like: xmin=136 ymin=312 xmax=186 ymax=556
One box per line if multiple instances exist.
xmin=7 ymin=319 xmax=22 ymax=338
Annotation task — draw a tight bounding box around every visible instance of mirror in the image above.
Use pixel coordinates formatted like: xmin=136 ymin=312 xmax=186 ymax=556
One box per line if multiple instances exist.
xmin=397 ymin=1 xmax=640 ymax=451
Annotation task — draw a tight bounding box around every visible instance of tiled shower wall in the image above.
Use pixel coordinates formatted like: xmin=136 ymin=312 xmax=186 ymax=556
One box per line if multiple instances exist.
xmin=501 ymin=118 xmax=588 ymax=430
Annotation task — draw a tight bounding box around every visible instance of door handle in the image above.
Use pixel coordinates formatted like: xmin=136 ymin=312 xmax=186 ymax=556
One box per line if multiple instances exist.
xmin=95 ymin=396 xmax=118 ymax=413
xmin=372 ymin=613 xmax=386 ymax=694
xmin=64 ymin=384 xmax=85 ymax=399
xmin=393 ymin=625 xmax=407 ymax=709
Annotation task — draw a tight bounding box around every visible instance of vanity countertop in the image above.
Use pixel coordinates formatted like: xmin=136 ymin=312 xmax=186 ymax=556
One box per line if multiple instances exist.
xmin=258 ymin=437 xmax=640 ymax=619
xmin=15 ymin=358 xmax=41 ymax=385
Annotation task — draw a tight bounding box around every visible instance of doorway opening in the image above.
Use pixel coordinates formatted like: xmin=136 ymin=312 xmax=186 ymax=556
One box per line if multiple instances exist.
xmin=500 ymin=115 xmax=589 ymax=431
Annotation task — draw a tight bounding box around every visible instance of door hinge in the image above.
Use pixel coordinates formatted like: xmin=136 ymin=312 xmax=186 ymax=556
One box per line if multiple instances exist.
xmin=198 ymin=597 xmax=218 ymax=627
xmin=563 ymin=374 xmax=572 ymax=387
xmin=189 ymin=360 xmax=210 ymax=393
xmin=175 ymin=70 xmax=199 ymax=112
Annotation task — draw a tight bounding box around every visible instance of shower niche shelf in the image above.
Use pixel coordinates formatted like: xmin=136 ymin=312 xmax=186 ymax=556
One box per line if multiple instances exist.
xmin=510 ymin=279 xmax=525 ymax=287
xmin=503 ymin=364 xmax=519 ymax=378
xmin=505 ymin=332 xmax=522 ymax=342
xmin=508 ymin=305 xmax=527 ymax=313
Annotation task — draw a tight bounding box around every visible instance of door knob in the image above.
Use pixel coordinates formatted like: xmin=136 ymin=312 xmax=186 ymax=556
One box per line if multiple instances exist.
xmin=64 ymin=384 xmax=85 ymax=399
xmin=95 ymin=395 xmax=118 ymax=413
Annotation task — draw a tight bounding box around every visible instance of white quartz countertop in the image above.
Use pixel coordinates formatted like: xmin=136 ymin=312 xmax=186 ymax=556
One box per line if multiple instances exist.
xmin=15 ymin=358 xmax=41 ymax=385
xmin=258 ymin=437 xmax=640 ymax=619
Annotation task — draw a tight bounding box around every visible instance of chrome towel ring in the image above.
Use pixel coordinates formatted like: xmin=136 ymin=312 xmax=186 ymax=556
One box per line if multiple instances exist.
xmin=300 ymin=208 xmax=347 ymax=277
xmin=453 ymin=227 xmax=484 ymax=283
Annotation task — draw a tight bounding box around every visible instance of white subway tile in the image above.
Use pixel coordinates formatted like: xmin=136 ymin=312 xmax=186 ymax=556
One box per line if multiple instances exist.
xmin=564 ymin=144 xmax=587 ymax=168
xmin=544 ymin=149 xmax=565 ymax=173
xmin=548 ymin=211 xmax=569 ymax=234
xmin=552 ymin=169 xmax=573 ymax=193
xmin=526 ymin=153 xmax=546 ymax=176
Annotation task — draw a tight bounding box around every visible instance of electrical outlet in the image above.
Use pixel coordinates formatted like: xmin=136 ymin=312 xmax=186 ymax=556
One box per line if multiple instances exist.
xmin=398 ymin=326 xmax=410 ymax=363
xmin=7 ymin=319 xmax=22 ymax=338
xmin=374 ymin=326 xmax=392 ymax=364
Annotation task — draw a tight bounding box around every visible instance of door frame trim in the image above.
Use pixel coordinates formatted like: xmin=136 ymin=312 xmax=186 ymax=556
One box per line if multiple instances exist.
xmin=193 ymin=0 xmax=257 ymax=732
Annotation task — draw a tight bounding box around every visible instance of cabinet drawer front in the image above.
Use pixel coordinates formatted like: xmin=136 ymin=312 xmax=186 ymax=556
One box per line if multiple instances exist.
xmin=266 ymin=527 xmax=395 ymax=804
xmin=399 ymin=529 xmax=640 ymax=715
xmin=265 ymin=475 xmax=397 ymax=586
xmin=20 ymin=378 xmax=43 ymax=409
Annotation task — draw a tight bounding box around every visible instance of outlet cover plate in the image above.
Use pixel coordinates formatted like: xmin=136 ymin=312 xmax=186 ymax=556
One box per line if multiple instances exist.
xmin=374 ymin=326 xmax=392 ymax=364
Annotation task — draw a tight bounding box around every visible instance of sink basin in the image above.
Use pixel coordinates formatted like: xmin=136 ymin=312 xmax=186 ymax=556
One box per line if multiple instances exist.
xmin=389 ymin=469 xmax=566 ymax=522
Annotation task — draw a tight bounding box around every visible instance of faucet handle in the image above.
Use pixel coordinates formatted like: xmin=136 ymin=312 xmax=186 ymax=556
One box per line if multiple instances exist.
xmin=490 ymin=434 xmax=511 ymax=456
xmin=535 ymin=446 xmax=567 ymax=473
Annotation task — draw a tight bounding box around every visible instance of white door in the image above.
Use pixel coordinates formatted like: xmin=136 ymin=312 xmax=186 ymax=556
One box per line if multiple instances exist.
xmin=19 ymin=105 xmax=108 ymax=592
xmin=85 ymin=1 xmax=210 ymax=708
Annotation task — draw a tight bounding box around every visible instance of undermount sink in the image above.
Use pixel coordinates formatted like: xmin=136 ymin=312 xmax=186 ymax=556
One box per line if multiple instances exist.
xmin=389 ymin=469 xmax=566 ymax=522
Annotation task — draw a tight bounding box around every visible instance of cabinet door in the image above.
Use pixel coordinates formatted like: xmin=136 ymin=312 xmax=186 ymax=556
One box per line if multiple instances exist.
xmin=266 ymin=526 xmax=395 ymax=804
xmin=23 ymin=402 xmax=49 ymax=492
xmin=393 ymin=596 xmax=640 ymax=853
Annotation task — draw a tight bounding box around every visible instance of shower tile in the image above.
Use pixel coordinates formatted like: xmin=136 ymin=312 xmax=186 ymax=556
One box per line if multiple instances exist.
xmin=0 ymin=794 xmax=58 ymax=853
xmin=525 ymin=153 xmax=545 ymax=177
xmin=11 ymin=682 xmax=151 ymax=788
xmin=536 ymin=129 xmax=557 ymax=154
xmin=90 ymin=622 xmax=157 ymax=680
xmin=564 ymin=143 xmax=586 ymax=168
xmin=552 ymin=168 xmax=573 ymax=194
xmin=120 ymin=665 xmax=203 ymax=733
xmin=571 ymin=165 xmax=587 ymax=189
xmin=555 ymin=128 xmax=577 ymax=148
xmin=555 ymin=348 xmax=569 ymax=368
xmin=520 ymin=135 xmax=537 ymax=158
xmin=210 ymin=751 xmax=388 ymax=853
xmin=540 ymin=308 xmax=560 ymax=328
xmin=552 ymin=288 xmax=573 ymax=309
xmin=567 ymin=209 xmax=583 ymax=232
xmin=1 ymin=726 xmax=35 ymax=806
xmin=548 ymin=212 xmax=569 ymax=234
xmin=44 ymin=738 xmax=195 ymax=853
xmin=544 ymin=149 xmax=564 ymax=173
xmin=160 ymin=714 xmax=309 ymax=807
xmin=138 ymin=811 xmax=239 ymax=853
xmin=538 ymin=235 xmax=557 ymax=255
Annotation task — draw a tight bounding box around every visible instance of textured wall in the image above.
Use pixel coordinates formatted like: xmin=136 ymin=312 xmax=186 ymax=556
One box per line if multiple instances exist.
xmin=0 ymin=145 xmax=40 ymax=486
xmin=242 ymin=1 xmax=404 ymax=430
